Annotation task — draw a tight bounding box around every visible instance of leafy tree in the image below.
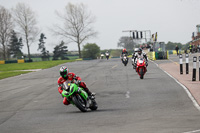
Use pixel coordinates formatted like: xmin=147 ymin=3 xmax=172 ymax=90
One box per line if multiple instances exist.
xmin=52 ymin=3 xmax=97 ymax=58
xmin=82 ymin=43 xmax=100 ymax=59
xmin=8 ymin=30 xmax=23 ymax=58
xmin=110 ymin=49 xmax=122 ymax=57
xmin=53 ymin=41 xmax=68 ymax=60
xmin=166 ymin=41 xmax=183 ymax=50
xmin=117 ymin=36 xmax=136 ymax=50
xmin=38 ymin=33 xmax=49 ymax=61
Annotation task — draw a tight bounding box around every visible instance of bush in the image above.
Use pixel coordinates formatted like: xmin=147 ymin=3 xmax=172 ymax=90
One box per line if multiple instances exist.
xmin=82 ymin=43 xmax=100 ymax=59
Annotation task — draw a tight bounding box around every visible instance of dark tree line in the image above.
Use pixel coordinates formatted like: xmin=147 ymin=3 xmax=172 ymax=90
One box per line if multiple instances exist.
xmin=8 ymin=30 xmax=23 ymax=58
xmin=53 ymin=41 xmax=68 ymax=60
xmin=38 ymin=33 xmax=49 ymax=61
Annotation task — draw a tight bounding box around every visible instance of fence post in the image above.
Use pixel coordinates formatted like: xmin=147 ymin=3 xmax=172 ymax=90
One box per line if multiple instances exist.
xmin=179 ymin=54 xmax=183 ymax=74
xmin=199 ymin=56 xmax=200 ymax=81
xmin=185 ymin=53 xmax=189 ymax=74
xmin=192 ymin=56 xmax=197 ymax=81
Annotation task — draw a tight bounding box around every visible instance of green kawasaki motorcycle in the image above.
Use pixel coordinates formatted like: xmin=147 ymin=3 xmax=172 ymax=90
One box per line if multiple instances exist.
xmin=62 ymin=81 xmax=98 ymax=112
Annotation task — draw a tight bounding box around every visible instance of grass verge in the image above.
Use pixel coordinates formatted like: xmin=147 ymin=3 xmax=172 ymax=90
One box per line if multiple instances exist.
xmin=0 ymin=71 xmax=31 ymax=80
xmin=0 ymin=60 xmax=76 ymax=79
xmin=0 ymin=60 xmax=75 ymax=71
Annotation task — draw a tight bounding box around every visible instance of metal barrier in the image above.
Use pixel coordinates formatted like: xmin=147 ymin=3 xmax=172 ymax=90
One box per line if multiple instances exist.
xmin=192 ymin=56 xmax=197 ymax=81
xmin=179 ymin=54 xmax=183 ymax=74
xmin=185 ymin=53 xmax=189 ymax=74
xmin=0 ymin=60 xmax=5 ymax=64
xmin=147 ymin=52 xmax=156 ymax=60
xmin=199 ymin=56 xmax=200 ymax=81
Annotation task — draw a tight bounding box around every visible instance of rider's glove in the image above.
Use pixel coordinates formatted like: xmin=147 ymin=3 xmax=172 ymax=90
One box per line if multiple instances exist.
xmin=64 ymin=92 xmax=69 ymax=95
xmin=75 ymin=80 xmax=81 ymax=85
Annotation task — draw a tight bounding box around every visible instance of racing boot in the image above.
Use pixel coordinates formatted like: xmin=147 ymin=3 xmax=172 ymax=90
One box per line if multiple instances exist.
xmin=89 ymin=92 xmax=96 ymax=100
xmin=85 ymin=88 xmax=95 ymax=100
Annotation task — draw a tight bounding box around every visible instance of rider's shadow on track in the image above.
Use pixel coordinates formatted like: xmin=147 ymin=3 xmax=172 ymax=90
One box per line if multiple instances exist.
xmin=65 ymin=108 xmax=126 ymax=113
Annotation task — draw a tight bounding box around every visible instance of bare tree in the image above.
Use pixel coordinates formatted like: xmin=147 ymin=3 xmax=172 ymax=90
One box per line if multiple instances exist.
xmin=0 ymin=6 xmax=14 ymax=60
xmin=52 ymin=3 xmax=97 ymax=58
xmin=12 ymin=3 xmax=39 ymax=60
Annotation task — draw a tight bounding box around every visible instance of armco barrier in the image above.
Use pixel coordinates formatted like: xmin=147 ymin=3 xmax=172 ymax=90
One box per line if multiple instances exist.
xmin=167 ymin=51 xmax=169 ymax=59
xmin=17 ymin=59 xmax=25 ymax=63
xmin=147 ymin=52 xmax=156 ymax=60
xmin=0 ymin=59 xmax=31 ymax=64
xmin=168 ymin=50 xmax=173 ymax=54
xmin=0 ymin=60 xmax=5 ymax=64
xmin=76 ymin=58 xmax=83 ymax=61
xmin=5 ymin=60 xmax=17 ymax=64
xmin=147 ymin=51 xmax=169 ymax=60
xmin=25 ymin=59 xmax=33 ymax=63
xmin=171 ymin=50 xmax=186 ymax=55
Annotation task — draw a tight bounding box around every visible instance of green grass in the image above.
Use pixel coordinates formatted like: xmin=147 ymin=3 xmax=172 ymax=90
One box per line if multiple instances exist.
xmin=0 ymin=60 xmax=75 ymax=71
xmin=0 ymin=71 xmax=31 ymax=80
xmin=31 ymin=56 xmax=79 ymax=62
xmin=0 ymin=59 xmax=76 ymax=79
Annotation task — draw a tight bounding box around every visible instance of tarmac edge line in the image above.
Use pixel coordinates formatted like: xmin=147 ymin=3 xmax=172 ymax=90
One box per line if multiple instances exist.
xmin=152 ymin=61 xmax=200 ymax=112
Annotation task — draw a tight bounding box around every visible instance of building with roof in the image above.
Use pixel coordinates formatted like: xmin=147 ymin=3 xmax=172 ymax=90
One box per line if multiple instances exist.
xmin=191 ymin=24 xmax=200 ymax=46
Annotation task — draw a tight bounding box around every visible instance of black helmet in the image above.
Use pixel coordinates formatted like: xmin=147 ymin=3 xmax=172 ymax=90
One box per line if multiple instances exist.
xmin=60 ymin=66 xmax=69 ymax=78
xmin=138 ymin=48 xmax=142 ymax=55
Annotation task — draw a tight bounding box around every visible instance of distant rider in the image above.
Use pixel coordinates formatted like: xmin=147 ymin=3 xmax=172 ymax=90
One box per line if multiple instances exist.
xmin=105 ymin=51 xmax=110 ymax=56
xmin=57 ymin=66 xmax=95 ymax=105
xmin=132 ymin=48 xmax=140 ymax=59
xmin=121 ymin=48 xmax=128 ymax=56
xmin=121 ymin=48 xmax=128 ymax=60
xmin=133 ymin=48 xmax=148 ymax=68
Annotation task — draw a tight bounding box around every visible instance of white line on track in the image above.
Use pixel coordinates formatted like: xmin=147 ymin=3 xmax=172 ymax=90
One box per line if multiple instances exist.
xmin=126 ymin=91 xmax=130 ymax=98
xmin=112 ymin=64 xmax=118 ymax=69
xmin=183 ymin=129 xmax=200 ymax=133
xmin=153 ymin=61 xmax=200 ymax=112
xmin=163 ymin=70 xmax=200 ymax=112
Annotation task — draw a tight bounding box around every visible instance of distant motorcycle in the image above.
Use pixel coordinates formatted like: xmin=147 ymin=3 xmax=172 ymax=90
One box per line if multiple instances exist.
xmin=62 ymin=81 xmax=98 ymax=112
xmin=136 ymin=58 xmax=147 ymax=79
xmin=122 ymin=54 xmax=128 ymax=66
xmin=100 ymin=53 xmax=104 ymax=59
xmin=105 ymin=53 xmax=110 ymax=60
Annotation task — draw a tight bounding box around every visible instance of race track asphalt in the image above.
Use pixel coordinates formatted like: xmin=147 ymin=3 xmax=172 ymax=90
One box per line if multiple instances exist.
xmin=0 ymin=57 xmax=200 ymax=133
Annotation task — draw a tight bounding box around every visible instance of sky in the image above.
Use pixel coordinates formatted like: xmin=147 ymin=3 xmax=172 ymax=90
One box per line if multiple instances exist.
xmin=1 ymin=0 xmax=200 ymax=54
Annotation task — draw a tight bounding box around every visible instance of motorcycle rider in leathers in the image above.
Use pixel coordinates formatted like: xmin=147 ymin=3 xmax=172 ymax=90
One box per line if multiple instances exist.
xmin=121 ymin=48 xmax=128 ymax=62
xmin=121 ymin=48 xmax=128 ymax=57
xmin=57 ymin=66 xmax=95 ymax=105
xmin=133 ymin=48 xmax=148 ymax=69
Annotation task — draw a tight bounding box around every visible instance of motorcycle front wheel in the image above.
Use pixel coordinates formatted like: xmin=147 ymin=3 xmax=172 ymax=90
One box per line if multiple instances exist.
xmin=89 ymin=100 xmax=98 ymax=111
xmin=139 ymin=68 xmax=144 ymax=79
xmin=72 ymin=94 xmax=87 ymax=112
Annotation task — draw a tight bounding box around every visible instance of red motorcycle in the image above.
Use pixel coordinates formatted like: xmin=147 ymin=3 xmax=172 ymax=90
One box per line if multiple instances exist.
xmin=136 ymin=58 xmax=147 ymax=79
